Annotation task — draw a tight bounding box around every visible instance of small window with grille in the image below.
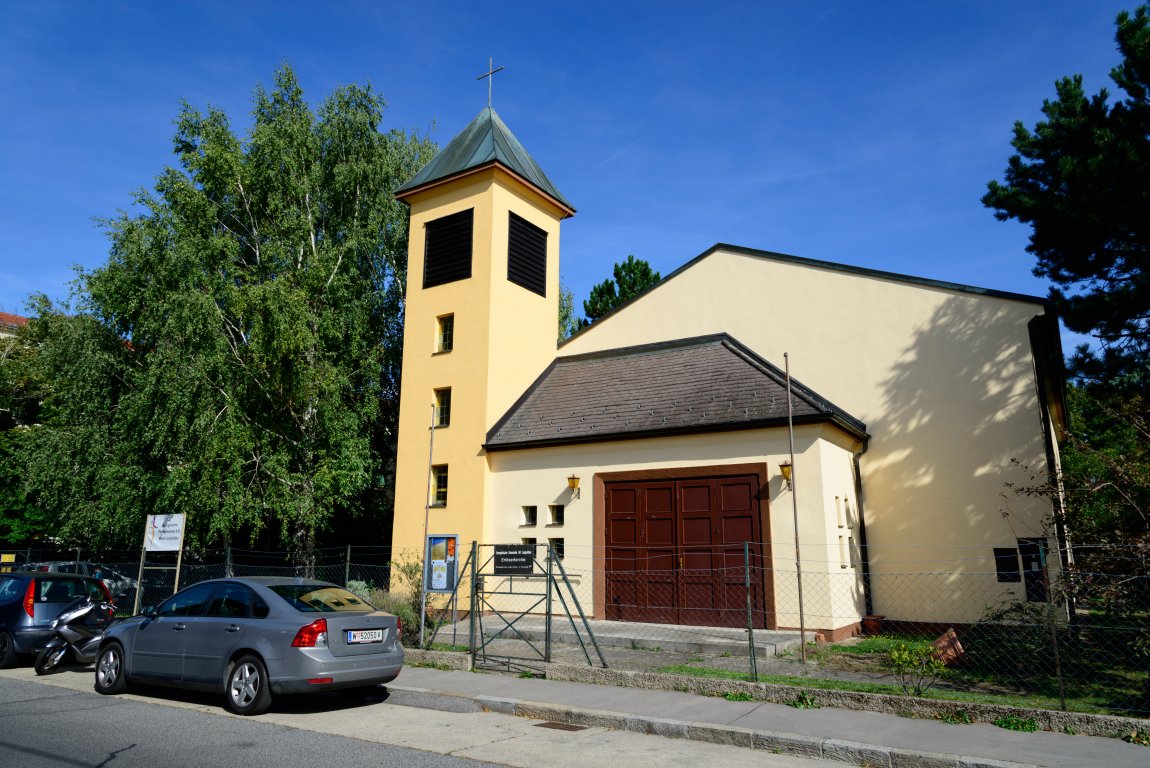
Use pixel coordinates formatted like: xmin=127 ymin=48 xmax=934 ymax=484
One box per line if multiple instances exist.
xmin=432 ymin=465 xmax=448 ymax=507
xmin=436 ymin=314 xmax=454 ymax=353
xmin=548 ymin=538 xmax=565 ymax=560
xmin=435 ymin=388 xmax=451 ymax=427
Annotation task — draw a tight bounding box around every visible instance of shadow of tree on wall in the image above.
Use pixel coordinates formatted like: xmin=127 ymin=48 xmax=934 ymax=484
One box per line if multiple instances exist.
xmin=864 ymin=294 xmax=1051 ymax=621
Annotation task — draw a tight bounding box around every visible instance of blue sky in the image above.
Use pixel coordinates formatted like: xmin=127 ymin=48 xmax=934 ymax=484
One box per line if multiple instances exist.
xmin=0 ymin=1 xmax=1136 ymax=351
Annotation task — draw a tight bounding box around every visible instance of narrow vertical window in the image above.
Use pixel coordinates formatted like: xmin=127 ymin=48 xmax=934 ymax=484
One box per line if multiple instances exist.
xmin=432 ymin=465 xmax=448 ymax=506
xmin=436 ymin=314 xmax=454 ymax=353
xmin=994 ymin=547 xmax=1021 ymax=583
xmin=548 ymin=538 xmax=565 ymax=560
xmin=434 ymin=388 xmax=451 ymax=427
xmin=507 ymin=212 xmax=547 ymax=296
xmin=522 ymin=506 xmax=537 ymax=526
xmin=548 ymin=504 xmax=564 ymax=526
xmin=424 ymin=209 xmax=473 ymax=288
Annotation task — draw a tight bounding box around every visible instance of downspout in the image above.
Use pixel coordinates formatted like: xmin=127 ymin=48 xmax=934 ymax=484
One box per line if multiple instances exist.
xmin=851 ymin=448 xmax=874 ymax=618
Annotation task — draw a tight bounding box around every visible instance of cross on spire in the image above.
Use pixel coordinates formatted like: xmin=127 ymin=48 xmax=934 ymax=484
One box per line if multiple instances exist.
xmin=476 ymin=57 xmax=504 ymax=108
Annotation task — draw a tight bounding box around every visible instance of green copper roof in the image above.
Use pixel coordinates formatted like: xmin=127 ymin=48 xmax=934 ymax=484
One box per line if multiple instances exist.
xmin=395 ymin=107 xmax=573 ymax=211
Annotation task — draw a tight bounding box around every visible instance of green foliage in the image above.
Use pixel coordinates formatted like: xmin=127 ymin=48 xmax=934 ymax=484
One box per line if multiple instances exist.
xmin=723 ymin=691 xmax=755 ymax=702
xmin=1124 ymin=729 xmax=1150 ymax=746
xmin=936 ymin=708 xmax=972 ymax=725
xmin=983 ymin=5 xmax=1150 ymax=392
xmin=558 ymin=282 xmax=576 ymax=341
xmin=578 ymin=255 xmax=660 ymax=328
xmin=993 ymin=714 xmax=1038 ymax=732
xmin=18 ymin=64 xmax=436 ymax=557
xmin=890 ymin=643 xmax=946 ymax=696
xmin=788 ymin=691 xmax=820 ymax=709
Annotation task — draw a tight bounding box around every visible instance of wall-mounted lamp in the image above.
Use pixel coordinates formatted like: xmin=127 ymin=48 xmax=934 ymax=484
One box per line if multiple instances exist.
xmin=779 ymin=461 xmax=793 ymax=490
xmin=567 ymin=474 xmax=581 ymax=499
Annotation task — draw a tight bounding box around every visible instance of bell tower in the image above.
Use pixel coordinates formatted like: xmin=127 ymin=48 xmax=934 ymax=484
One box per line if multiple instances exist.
xmin=391 ymin=107 xmax=575 ymax=561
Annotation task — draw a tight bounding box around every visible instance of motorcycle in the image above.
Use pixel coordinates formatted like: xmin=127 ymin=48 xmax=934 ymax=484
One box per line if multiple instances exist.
xmin=34 ymin=594 xmax=118 ymax=675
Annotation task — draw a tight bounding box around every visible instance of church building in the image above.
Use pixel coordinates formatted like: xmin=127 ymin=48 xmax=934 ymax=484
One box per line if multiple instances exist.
xmin=390 ymin=107 xmax=1067 ymax=638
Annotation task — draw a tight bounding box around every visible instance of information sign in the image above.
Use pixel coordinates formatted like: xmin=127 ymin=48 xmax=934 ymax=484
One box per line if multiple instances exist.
xmin=143 ymin=514 xmax=185 ymax=552
xmin=493 ymin=543 xmax=535 ymax=575
xmin=424 ymin=534 xmax=458 ymax=594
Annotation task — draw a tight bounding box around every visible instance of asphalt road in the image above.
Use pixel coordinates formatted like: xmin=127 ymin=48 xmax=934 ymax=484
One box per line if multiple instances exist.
xmin=0 ymin=676 xmax=490 ymax=768
xmin=0 ymin=666 xmax=827 ymax=768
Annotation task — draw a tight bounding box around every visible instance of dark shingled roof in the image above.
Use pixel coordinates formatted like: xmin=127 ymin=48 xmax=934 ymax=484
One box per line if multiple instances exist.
xmin=395 ymin=107 xmax=573 ymax=213
xmin=485 ymin=334 xmax=867 ymax=451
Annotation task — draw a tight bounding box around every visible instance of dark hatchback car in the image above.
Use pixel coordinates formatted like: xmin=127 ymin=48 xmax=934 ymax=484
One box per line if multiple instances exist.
xmin=0 ymin=571 xmax=113 ymax=667
xmin=95 ymin=576 xmax=404 ymax=715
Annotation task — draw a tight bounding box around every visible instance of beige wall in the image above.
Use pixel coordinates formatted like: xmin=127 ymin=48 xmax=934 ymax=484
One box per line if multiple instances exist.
xmin=560 ymin=248 xmax=1055 ymax=622
xmin=392 ymin=167 xmax=567 ymax=562
xmin=485 ymin=424 xmax=865 ymax=631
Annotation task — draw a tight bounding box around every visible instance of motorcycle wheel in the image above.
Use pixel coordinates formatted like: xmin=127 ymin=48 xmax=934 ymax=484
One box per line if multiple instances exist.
xmin=34 ymin=646 xmax=68 ymax=675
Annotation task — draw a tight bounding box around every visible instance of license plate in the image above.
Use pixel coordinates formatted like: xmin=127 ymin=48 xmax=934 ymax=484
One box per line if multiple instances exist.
xmin=347 ymin=629 xmax=384 ymax=644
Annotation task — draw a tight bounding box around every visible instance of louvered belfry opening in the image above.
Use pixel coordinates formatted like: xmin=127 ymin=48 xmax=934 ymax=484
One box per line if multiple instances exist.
xmin=423 ymin=208 xmax=474 ymax=288
xmin=507 ymin=211 xmax=547 ymax=296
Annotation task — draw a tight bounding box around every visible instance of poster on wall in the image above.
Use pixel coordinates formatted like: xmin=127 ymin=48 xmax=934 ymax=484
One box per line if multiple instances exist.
xmin=424 ymin=534 xmax=458 ymax=594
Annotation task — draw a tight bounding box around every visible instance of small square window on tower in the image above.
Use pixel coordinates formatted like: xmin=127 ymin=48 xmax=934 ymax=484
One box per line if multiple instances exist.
xmin=436 ymin=314 xmax=454 ymax=353
xmin=432 ymin=465 xmax=448 ymax=507
xmin=522 ymin=506 xmax=537 ymax=526
xmin=548 ymin=504 xmax=564 ymax=526
xmin=434 ymin=388 xmax=451 ymax=427
xmin=521 ymin=537 xmax=537 ymax=550
xmin=548 ymin=537 xmax=565 ymax=560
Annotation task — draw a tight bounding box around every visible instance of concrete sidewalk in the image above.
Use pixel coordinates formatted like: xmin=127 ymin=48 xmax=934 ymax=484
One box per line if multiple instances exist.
xmin=388 ymin=666 xmax=1148 ymax=768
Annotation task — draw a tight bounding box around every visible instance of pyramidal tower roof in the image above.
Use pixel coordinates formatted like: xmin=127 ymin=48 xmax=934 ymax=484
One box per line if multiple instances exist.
xmin=395 ymin=107 xmax=573 ymax=214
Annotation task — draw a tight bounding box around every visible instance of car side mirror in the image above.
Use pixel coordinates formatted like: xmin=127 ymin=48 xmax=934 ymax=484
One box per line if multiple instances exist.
xmin=141 ymin=605 xmax=157 ymax=618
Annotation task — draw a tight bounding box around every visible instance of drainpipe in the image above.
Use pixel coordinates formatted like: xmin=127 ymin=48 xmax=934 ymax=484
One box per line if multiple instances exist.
xmin=852 ymin=450 xmax=874 ymax=618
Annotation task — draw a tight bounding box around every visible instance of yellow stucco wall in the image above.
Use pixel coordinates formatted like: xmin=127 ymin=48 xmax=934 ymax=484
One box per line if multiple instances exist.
xmin=485 ymin=424 xmax=864 ymax=631
xmin=391 ymin=167 xmax=565 ymax=565
xmin=559 ymin=248 xmax=1054 ymax=622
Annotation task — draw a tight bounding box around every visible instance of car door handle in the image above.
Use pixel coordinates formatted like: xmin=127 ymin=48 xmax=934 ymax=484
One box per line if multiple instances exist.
xmin=225 ymin=624 xmax=241 ymax=633
xmin=172 ymin=623 xmax=187 ymax=631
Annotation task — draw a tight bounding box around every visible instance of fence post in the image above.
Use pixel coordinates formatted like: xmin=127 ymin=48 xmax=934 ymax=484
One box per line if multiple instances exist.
xmin=225 ymin=546 xmax=233 ymax=578
xmin=344 ymin=544 xmax=351 ymax=586
xmin=468 ymin=541 xmax=478 ymax=669
xmin=545 ymin=543 xmax=554 ymax=663
xmin=745 ymin=541 xmax=758 ymax=682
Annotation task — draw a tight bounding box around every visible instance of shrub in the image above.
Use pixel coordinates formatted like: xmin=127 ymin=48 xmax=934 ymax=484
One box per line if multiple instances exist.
xmin=890 ymin=643 xmax=946 ymax=696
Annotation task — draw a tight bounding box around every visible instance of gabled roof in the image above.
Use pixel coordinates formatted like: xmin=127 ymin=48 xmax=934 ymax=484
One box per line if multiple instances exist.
xmin=395 ymin=107 xmax=574 ymax=214
xmin=562 ymin=243 xmax=1051 ymax=347
xmin=485 ymin=333 xmax=867 ymax=451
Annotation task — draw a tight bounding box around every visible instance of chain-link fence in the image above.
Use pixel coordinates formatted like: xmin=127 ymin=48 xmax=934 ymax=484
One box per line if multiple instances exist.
xmin=6 ymin=540 xmax=1147 ymax=718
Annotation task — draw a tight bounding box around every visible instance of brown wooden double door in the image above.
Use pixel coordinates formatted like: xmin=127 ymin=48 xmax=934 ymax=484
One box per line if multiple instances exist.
xmin=605 ymin=474 xmax=768 ymax=628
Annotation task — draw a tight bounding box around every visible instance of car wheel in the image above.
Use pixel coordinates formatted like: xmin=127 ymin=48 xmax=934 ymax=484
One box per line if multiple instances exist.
xmin=0 ymin=631 xmax=16 ymax=669
xmin=34 ymin=645 xmax=68 ymax=675
xmin=94 ymin=643 xmax=127 ymax=694
xmin=225 ymin=655 xmax=272 ymax=716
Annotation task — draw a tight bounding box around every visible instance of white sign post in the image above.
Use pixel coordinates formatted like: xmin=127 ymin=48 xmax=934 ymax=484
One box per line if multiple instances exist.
xmin=134 ymin=514 xmax=187 ymax=615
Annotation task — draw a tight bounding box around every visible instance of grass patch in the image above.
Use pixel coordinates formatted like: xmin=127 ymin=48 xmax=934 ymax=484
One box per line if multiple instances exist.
xmin=789 ymin=691 xmax=820 ymax=709
xmin=724 ymin=691 xmax=755 ymax=702
xmin=994 ymin=714 xmax=1038 ymax=732
xmin=428 ymin=642 xmax=469 ymax=653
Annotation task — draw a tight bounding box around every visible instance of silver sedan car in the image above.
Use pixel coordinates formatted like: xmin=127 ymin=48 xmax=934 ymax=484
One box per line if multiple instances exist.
xmin=94 ymin=576 xmax=403 ymax=715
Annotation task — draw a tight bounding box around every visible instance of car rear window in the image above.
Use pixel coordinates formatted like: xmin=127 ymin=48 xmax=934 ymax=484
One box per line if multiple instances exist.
xmin=0 ymin=576 xmax=23 ymax=602
xmin=37 ymin=578 xmax=108 ymax=603
xmin=268 ymin=585 xmax=373 ymax=612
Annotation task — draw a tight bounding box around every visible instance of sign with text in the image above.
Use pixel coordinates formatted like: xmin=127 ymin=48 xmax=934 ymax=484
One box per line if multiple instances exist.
xmin=424 ymin=534 xmax=458 ymax=594
xmin=143 ymin=514 xmax=185 ymax=552
xmin=493 ymin=544 xmax=535 ymax=575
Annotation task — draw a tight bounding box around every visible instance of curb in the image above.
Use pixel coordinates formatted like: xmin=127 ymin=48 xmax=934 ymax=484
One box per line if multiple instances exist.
xmin=385 ymin=684 xmax=1039 ymax=768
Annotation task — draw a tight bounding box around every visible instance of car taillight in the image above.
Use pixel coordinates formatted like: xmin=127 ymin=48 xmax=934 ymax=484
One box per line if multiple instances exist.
xmin=291 ymin=618 xmax=328 ymax=648
xmin=98 ymin=581 xmax=112 ymax=601
xmin=396 ymin=617 xmax=402 ymax=639
xmin=23 ymin=580 xmax=35 ymax=618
